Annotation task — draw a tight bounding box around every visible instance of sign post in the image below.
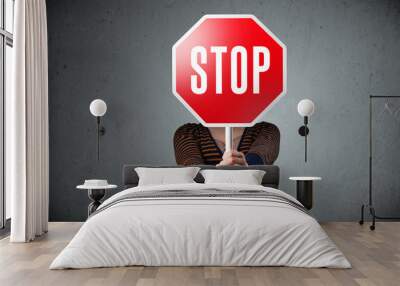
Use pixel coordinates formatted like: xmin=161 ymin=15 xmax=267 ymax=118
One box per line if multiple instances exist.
xmin=173 ymin=15 xmax=286 ymax=153
xmin=225 ymin=126 xmax=232 ymax=152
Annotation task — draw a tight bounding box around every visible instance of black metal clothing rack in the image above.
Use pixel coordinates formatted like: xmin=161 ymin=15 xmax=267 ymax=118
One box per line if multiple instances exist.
xmin=359 ymin=95 xmax=400 ymax=230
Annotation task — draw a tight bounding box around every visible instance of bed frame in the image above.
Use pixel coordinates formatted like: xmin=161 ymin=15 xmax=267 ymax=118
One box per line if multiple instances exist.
xmin=122 ymin=165 xmax=280 ymax=189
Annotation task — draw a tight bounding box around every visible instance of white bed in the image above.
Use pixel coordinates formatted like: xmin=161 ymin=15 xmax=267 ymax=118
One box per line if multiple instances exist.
xmin=50 ymin=183 xmax=350 ymax=269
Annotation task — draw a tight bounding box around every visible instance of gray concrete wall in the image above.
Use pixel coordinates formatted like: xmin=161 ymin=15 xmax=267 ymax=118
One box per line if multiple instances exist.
xmin=47 ymin=0 xmax=400 ymax=221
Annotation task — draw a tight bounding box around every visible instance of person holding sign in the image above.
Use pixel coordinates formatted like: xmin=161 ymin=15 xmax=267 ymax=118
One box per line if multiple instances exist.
xmin=173 ymin=122 xmax=280 ymax=166
xmin=172 ymin=15 xmax=285 ymax=167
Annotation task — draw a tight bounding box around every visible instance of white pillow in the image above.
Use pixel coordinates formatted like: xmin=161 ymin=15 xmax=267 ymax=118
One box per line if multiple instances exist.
xmin=135 ymin=167 xmax=200 ymax=186
xmin=200 ymin=169 xmax=266 ymax=185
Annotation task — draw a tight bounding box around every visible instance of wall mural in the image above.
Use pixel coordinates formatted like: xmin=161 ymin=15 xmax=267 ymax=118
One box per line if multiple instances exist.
xmin=47 ymin=1 xmax=400 ymax=222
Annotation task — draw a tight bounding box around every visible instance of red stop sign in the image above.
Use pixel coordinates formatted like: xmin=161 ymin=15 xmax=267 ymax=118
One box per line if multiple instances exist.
xmin=172 ymin=15 xmax=286 ymax=127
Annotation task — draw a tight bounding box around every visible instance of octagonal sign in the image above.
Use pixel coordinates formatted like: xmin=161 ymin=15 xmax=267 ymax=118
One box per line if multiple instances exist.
xmin=172 ymin=14 xmax=286 ymax=127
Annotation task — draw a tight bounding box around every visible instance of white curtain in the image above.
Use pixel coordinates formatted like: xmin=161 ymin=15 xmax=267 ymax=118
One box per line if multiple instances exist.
xmin=9 ymin=0 xmax=49 ymax=242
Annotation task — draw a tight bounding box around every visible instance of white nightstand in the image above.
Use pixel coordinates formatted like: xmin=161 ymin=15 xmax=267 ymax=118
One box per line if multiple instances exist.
xmin=77 ymin=180 xmax=117 ymax=216
xmin=289 ymin=177 xmax=321 ymax=210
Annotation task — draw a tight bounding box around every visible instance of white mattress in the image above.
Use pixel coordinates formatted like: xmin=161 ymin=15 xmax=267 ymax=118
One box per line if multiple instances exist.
xmin=50 ymin=183 xmax=350 ymax=269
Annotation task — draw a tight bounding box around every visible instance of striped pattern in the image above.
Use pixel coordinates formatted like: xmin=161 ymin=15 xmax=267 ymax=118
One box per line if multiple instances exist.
xmin=173 ymin=122 xmax=280 ymax=165
xmin=91 ymin=189 xmax=307 ymax=218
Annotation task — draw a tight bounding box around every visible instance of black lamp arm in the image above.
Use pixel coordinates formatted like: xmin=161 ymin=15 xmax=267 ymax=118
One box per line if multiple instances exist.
xmin=304 ymin=116 xmax=308 ymax=162
xmin=297 ymin=116 xmax=309 ymax=162
xmin=298 ymin=117 xmax=309 ymax=136
xmin=304 ymin=116 xmax=308 ymax=126
xmin=97 ymin=117 xmax=106 ymax=135
xmin=96 ymin=117 xmax=106 ymax=161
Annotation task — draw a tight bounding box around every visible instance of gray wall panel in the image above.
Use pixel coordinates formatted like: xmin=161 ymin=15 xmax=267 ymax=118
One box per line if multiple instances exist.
xmin=47 ymin=0 xmax=400 ymax=221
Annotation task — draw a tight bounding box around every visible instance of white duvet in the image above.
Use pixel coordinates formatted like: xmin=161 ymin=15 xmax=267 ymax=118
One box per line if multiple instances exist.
xmin=50 ymin=183 xmax=350 ymax=269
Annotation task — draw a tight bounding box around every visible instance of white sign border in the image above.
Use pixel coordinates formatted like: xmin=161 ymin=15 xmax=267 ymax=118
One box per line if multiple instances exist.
xmin=172 ymin=14 xmax=287 ymax=127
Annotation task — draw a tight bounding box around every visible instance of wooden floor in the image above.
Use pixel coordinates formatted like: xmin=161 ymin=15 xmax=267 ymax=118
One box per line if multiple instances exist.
xmin=0 ymin=222 xmax=399 ymax=286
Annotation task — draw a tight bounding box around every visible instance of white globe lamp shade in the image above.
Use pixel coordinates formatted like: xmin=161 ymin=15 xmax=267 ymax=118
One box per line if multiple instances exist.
xmin=297 ymin=99 xmax=315 ymax=117
xmin=90 ymin=99 xmax=107 ymax=117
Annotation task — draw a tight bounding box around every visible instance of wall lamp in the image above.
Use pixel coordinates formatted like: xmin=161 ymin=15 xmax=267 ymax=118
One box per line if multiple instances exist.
xmin=297 ymin=99 xmax=315 ymax=162
xmin=90 ymin=99 xmax=107 ymax=161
